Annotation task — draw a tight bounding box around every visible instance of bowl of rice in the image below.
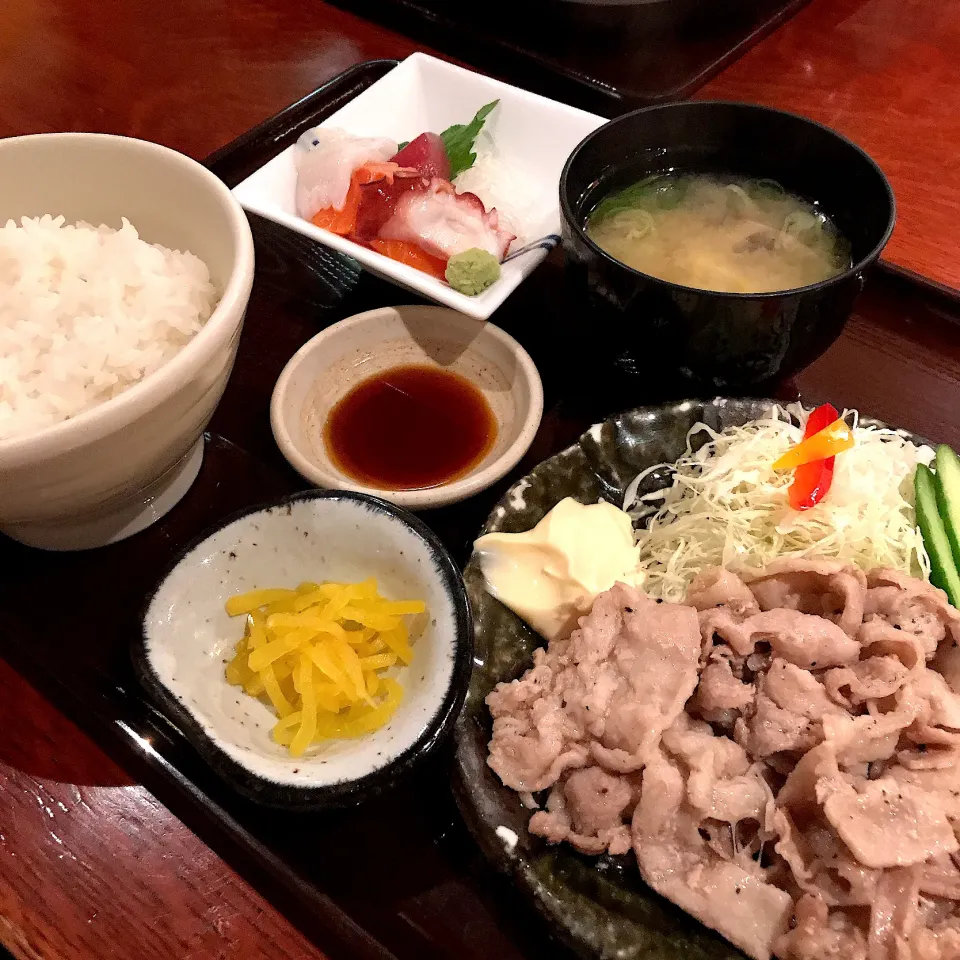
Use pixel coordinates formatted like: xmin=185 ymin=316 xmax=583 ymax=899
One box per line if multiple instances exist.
xmin=0 ymin=133 xmax=255 ymax=550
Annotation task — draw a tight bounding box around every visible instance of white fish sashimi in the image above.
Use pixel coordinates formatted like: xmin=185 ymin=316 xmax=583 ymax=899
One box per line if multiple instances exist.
xmin=294 ymin=127 xmax=398 ymax=219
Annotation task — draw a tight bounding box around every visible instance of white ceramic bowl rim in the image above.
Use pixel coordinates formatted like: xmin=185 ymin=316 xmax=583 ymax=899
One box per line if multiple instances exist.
xmin=0 ymin=133 xmax=255 ymax=462
xmin=270 ymin=306 xmax=545 ymax=509
xmin=134 ymin=487 xmax=474 ymax=809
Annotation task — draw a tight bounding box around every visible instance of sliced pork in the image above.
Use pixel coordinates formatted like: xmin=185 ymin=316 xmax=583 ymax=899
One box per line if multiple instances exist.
xmin=528 ymin=767 xmax=634 ymax=855
xmin=824 ymin=656 xmax=910 ymax=708
xmin=822 ymin=777 xmax=957 ymax=868
xmin=687 ymin=567 xmax=759 ymax=617
xmin=631 ymin=749 xmax=793 ymax=960
xmin=743 ymin=608 xmax=861 ymax=669
xmin=693 ymin=658 xmax=755 ymax=714
xmin=764 ymin=659 xmax=848 ymax=719
xmin=486 ymin=560 xmax=960 ymax=960
xmin=589 ymin=590 xmax=701 ymax=773
xmin=487 ymin=583 xmax=700 ymax=789
xmin=743 ymin=558 xmax=867 ymax=638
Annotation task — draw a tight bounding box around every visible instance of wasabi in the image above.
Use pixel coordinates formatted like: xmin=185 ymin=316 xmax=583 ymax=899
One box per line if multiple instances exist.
xmin=445 ymin=248 xmax=501 ymax=296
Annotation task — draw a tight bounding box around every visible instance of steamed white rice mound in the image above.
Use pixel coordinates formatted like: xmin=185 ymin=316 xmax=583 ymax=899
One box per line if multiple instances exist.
xmin=0 ymin=215 xmax=218 ymax=442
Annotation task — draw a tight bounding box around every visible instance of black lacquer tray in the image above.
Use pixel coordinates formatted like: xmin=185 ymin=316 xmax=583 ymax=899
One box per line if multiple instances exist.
xmin=0 ymin=62 xmax=786 ymax=960
xmin=325 ymin=0 xmax=811 ymax=116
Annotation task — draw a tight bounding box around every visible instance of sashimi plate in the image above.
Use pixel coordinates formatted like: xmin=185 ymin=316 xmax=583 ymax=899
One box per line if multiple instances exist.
xmin=232 ymin=52 xmax=604 ymax=320
xmin=453 ymin=397 xmax=918 ymax=960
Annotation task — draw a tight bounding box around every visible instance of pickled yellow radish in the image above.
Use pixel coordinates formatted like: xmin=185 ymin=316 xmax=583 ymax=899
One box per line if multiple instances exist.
xmin=224 ymin=579 xmax=425 ymax=756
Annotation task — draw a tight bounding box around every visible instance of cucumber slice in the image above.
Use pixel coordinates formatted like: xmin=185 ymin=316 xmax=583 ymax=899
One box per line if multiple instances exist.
xmin=936 ymin=444 xmax=960 ymax=570
xmin=916 ymin=462 xmax=960 ymax=607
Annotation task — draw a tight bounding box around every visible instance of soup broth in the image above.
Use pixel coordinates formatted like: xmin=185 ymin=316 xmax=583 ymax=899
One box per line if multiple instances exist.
xmin=585 ymin=173 xmax=851 ymax=294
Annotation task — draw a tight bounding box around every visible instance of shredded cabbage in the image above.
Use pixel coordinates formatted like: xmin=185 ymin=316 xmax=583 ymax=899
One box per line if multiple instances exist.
xmin=622 ymin=404 xmax=933 ymax=603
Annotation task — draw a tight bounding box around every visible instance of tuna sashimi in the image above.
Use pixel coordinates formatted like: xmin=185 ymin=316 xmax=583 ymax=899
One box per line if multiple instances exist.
xmin=352 ymin=171 xmax=427 ymax=241
xmin=391 ymin=133 xmax=451 ymax=180
xmin=379 ymin=179 xmax=515 ymax=261
xmin=310 ymin=163 xmax=414 ymax=237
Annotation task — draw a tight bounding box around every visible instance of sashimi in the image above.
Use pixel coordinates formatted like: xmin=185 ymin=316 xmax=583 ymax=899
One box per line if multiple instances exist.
xmin=294 ymin=101 xmax=514 ymax=293
xmin=368 ymin=239 xmax=448 ymax=280
xmin=295 ymin=128 xmax=397 ymax=219
xmin=391 ymin=133 xmax=450 ymax=180
xmin=379 ymin=179 xmax=515 ymax=261
xmin=309 ymin=164 xmax=401 ymax=236
xmin=310 ymin=167 xmax=370 ymax=235
xmin=353 ymin=171 xmax=428 ymax=241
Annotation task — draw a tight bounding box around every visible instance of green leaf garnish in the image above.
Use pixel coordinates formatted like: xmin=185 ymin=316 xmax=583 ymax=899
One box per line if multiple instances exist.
xmin=747 ymin=178 xmax=786 ymax=203
xmin=441 ymin=100 xmax=499 ymax=180
xmin=588 ymin=175 xmax=688 ymax=225
xmin=396 ymin=140 xmax=409 ymax=152
xmin=588 ymin=176 xmax=657 ymax=224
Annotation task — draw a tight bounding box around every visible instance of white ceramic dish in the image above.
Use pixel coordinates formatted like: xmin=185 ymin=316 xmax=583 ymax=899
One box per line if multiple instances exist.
xmin=232 ymin=52 xmax=604 ymax=320
xmin=0 ymin=133 xmax=255 ymax=551
xmin=136 ymin=490 xmax=472 ymax=808
xmin=270 ymin=305 xmax=544 ymax=510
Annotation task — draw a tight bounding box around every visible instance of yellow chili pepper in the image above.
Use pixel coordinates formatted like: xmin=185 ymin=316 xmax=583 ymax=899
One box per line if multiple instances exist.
xmin=772 ymin=418 xmax=855 ymax=471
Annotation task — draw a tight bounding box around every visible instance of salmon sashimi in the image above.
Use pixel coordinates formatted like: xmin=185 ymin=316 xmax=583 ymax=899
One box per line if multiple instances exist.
xmin=368 ymin=239 xmax=448 ymax=280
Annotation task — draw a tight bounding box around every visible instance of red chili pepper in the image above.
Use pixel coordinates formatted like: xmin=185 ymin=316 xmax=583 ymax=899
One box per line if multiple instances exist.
xmin=788 ymin=403 xmax=840 ymax=510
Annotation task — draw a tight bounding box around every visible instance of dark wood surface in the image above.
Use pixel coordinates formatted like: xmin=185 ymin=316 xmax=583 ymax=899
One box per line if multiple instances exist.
xmin=2 ymin=1 xmax=960 ymax=959
xmin=0 ymin=0 xmax=431 ymax=160
xmin=0 ymin=657 xmax=326 ymax=960
xmin=698 ymin=0 xmax=960 ymax=293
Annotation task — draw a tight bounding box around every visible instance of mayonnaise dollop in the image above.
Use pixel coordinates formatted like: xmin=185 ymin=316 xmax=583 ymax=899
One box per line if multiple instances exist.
xmin=473 ymin=497 xmax=642 ymax=641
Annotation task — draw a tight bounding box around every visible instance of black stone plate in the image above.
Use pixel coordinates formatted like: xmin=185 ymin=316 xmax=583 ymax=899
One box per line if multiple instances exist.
xmin=452 ymin=397 xmax=923 ymax=960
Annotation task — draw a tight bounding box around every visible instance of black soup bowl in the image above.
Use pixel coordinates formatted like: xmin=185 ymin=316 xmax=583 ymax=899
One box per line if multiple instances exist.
xmin=560 ymin=101 xmax=895 ymax=391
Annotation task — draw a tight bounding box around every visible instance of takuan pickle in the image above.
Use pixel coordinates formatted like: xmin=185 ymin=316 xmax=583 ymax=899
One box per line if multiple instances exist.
xmin=224 ymin=578 xmax=425 ymax=756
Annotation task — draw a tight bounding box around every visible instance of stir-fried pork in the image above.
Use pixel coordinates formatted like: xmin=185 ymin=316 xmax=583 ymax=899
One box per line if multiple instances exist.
xmin=486 ymin=559 xmax=960 ymax=960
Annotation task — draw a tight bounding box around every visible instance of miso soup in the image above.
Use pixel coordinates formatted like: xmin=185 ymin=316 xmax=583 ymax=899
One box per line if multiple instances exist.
xmin=585 ymin=173 xmax=851 ymax=294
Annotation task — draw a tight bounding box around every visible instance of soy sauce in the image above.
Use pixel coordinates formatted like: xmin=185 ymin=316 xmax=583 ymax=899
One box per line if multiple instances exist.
xmin=323 ymin=364 xmax=498 ymax=490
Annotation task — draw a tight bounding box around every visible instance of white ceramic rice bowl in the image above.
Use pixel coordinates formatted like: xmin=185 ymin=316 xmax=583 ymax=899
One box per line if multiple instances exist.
xmin=0 ymin=133 xmax=255 ymax=551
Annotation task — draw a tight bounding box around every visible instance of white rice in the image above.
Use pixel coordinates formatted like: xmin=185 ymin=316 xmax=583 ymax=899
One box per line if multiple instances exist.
xmin=0 ymin=215 xmax=217 ymax=442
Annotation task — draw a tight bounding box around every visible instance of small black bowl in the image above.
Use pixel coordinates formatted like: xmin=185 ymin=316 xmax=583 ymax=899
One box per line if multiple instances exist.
xmin=559 ymin=101 xmax=895 ymax=391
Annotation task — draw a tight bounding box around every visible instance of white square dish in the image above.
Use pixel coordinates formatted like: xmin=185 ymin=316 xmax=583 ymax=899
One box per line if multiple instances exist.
xmin=232 ymin=53 xmax=605 ymax=319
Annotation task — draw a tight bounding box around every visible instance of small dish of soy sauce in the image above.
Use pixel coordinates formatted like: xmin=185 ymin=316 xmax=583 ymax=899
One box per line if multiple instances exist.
xmin=270 ymin=305 xmax=543 ymax=510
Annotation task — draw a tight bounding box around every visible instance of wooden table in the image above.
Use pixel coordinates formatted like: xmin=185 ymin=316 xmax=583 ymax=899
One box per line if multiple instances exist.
xmin=698 ymin=0 xmax=960 ymax=293
xmin=0 ymin=658 xmax=325 ymax=960
xmin=2 ymin=0 xmax=960 ymax=958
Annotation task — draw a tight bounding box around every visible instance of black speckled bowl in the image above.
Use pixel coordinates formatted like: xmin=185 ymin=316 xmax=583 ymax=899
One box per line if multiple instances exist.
xmin=455 ymin=397 xmax=916 ymax=960
xmin=135 ymin=489 xmax=472 ymax=810
xmin=560 ymin=102 xmax=896 ymax=391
